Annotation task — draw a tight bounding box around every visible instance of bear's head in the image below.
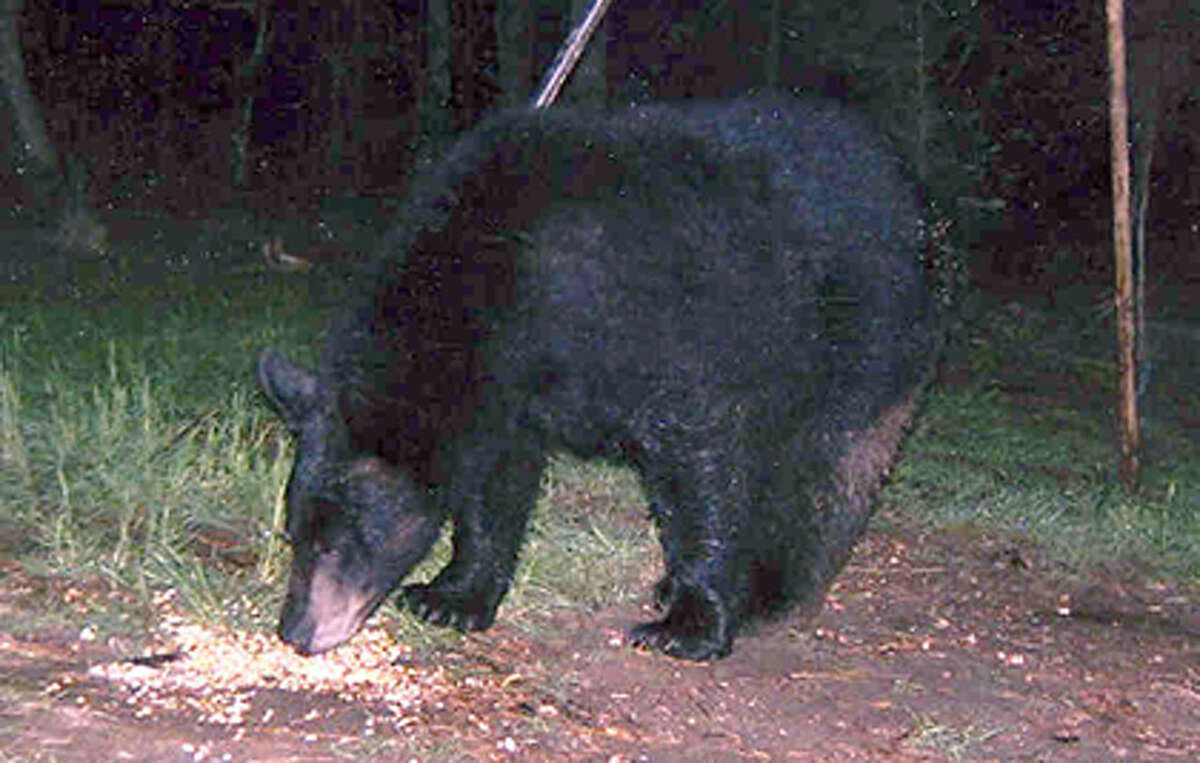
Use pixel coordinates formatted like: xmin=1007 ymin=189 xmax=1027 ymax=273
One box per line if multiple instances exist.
xmin=258 ymin=349 xmax=443 ymax=654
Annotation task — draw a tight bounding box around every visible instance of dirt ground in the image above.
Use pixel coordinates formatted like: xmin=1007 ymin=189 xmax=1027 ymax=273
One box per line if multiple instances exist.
xmin=1 ymin=517 xmax=1196 ymax=762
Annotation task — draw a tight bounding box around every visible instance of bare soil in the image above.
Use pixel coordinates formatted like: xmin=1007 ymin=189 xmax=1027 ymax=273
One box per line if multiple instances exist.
xmin=1 ymin=518 xmax=1196 ymax=762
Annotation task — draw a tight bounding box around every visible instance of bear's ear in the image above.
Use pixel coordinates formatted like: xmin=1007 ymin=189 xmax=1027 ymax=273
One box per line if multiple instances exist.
xmin=257 ymin=349 xmax=319 ymax=430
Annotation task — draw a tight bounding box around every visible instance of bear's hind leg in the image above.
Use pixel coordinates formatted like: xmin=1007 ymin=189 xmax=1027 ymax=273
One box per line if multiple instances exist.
xmin=631 ymin=439 xmax=751 ymax=661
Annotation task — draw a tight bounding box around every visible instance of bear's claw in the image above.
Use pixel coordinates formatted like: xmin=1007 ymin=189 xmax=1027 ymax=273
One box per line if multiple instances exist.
xmin=630 ymin=582 xmax=734 ymax=661
xmin=630 ymin=620 xmax=732 ymax=661
xmin=402 ymin=583 xmax=498 ymax=632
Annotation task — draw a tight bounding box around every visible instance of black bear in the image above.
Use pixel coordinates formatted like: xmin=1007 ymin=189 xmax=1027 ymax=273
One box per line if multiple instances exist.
xmin=258 ymin=95 xmax=937 ymax=661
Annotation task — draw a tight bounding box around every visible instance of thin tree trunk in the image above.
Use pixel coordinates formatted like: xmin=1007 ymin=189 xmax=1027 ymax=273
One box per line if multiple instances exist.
xmin=914 ymin=0 xmax=928 ymax=183
xmin=0 ymin=0 xmax=105 ymax=253
xmin=495 ymin=0 xmax=532 ymax=106
xmin=0 ymin=0 xmax=55 ymax=173
xmin=1106 ymin=0 xmax=1139 ymax=486
xmin=1133 ymin=101 xmax=1155 ymax=402
xmin=232 ymin=1 xmax=274 ymax=188
xmin=1130 ymin=4 xmax=1168 ymax=413
xmin=764 ymin=0 xmax=782 ymax=89
xmin=419 ymin=0 xmax=453 ymax=143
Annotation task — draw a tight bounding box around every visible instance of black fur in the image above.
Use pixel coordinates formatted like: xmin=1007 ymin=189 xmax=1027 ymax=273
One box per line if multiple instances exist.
xmin=258 ymin=95 xmax=937 ymax=661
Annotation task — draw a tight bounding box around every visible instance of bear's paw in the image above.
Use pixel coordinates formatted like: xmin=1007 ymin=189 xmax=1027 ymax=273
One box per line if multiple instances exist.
xmin=402 ymin=582 xmax=500 ymax=632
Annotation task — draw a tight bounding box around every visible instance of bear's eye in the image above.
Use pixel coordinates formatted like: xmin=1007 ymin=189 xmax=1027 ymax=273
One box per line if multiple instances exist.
xmin=289 ymin=498 xmax=337 ymax=547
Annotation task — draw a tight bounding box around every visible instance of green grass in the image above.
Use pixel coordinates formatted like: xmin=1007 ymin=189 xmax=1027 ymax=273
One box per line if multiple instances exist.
xmin=0 ymin=287 xmax=309 ymax=632
xmin=884 ymin=385 xmax=1200 ymax=575
xmin=882 ymin=294 xmax=1200 ymax=581
xmin=0 ymin=249 xmax=656 ymax=645
xmin=1 ymin=244 xmax=1196 ymax=651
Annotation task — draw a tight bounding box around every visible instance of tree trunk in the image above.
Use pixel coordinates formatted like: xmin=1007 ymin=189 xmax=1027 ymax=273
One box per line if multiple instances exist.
xmin=0 ymin=0 xmax=105 ymax=253
xmin=0 ymin=0 xmax=55 ymax=174
xmin=495 ymin=0 xmax=533 ymax=107
xmin=232 ymin=1 xmax=274 ymax=189
xmin=764 ymin=0 xmax=782 ymax=88
xmin=418 ymin=0 xmax=453 ymax=146
xmin=1106 ymin=0 xmax=1140 ymax=487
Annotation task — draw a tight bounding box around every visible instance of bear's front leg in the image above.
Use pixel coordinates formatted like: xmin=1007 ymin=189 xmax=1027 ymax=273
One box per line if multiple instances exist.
xmin=630 ymin=438 xmax=750 ymax=661
xmin=403 ymin=441 xmax=544 ymax=631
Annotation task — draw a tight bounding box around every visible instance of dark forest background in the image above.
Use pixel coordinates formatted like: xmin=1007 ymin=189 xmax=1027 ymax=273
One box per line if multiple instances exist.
xmin=1 ymin=0 xmax=1198 ymax=294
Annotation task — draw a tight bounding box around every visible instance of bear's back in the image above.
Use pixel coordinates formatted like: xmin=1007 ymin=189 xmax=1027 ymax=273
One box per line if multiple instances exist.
xmin=332 ymin=98 xmax=931 ymax=471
